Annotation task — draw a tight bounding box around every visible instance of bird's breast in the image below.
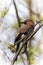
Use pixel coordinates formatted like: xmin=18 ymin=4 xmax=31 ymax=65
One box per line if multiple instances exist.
xmin=18 ymin=25 xmax=32 ymax=34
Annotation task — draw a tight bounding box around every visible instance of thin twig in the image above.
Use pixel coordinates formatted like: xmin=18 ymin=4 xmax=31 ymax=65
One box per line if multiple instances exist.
xmin=1 ymin=49 xmax=10 ymax=61
xmin=20 ymin=55 xmax=26 ymax=65
xmin=27 ymin=24 xmax=43 ymax=41
xmin=13 ymin=0 xmax=21 ymax=27
xmin=17 ymin=0 xmax=40 ymax=17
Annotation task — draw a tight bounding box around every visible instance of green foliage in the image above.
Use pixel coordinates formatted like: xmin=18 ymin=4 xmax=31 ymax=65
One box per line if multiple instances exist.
xmin=29 ymin=45 xmax=40 ymax=54
xmin=12 ymin=22 xmax=19 ymax=30
xmin=32 ymin=15 xmax=39 ymax=21
xmin=1 ymin=8 xmax=8 ymax=17
xmin=27 ymin=44 xmax=40 ymax=65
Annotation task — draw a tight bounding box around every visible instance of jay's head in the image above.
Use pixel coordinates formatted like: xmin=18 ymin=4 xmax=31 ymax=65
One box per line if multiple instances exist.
xmin=24 ymin=19 xmax=34 ymax=27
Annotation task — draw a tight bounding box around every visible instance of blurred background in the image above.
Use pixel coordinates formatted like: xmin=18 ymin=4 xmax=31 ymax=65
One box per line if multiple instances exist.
xmin=0 ymin=0 xmax=43 ymax=65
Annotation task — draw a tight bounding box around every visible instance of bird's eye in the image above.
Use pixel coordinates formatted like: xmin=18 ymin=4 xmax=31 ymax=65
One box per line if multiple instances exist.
xmin=24 ymin=22 xmax=26 ymax=24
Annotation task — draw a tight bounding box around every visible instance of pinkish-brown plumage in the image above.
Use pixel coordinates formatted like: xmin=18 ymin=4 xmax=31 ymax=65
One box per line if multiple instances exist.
xmin=18 ymin=19 xmax=34 ymax=34
xmin=15 ymin=19 xmax=34 ymax=52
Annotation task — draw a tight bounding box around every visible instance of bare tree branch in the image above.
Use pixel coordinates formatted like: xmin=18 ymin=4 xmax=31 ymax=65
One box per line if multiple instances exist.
xmin=27 ymin=24 xmax=43 ymax=41
xmin=20 ymin=55 xmax=26 ymax=65
xmin=17 ymin=0 xmax=40 ymax=17
xmin=13 ymin=0 xmax=21 ymax=27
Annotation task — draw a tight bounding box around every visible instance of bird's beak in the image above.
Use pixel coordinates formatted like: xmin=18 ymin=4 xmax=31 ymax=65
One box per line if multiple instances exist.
xmin=20 ymin=22 xmax=26 ymax=24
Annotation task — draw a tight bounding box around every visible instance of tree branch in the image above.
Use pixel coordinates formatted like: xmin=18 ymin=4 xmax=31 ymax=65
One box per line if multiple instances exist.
xmin=13 ymin=0 xmax=21 ymax=27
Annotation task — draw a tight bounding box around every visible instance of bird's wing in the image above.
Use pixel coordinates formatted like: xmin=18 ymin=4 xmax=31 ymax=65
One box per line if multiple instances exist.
xmin=18 ymin=25 xmax=30 ymax=34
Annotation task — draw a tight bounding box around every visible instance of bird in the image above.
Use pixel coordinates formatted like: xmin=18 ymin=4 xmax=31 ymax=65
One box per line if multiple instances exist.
xmin=15 ymin=19 xmax=34 ymax=52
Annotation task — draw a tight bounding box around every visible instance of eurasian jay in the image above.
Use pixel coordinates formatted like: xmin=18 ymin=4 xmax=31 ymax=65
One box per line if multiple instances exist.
xmin=15 ymin=19 xmax=34 ymax=52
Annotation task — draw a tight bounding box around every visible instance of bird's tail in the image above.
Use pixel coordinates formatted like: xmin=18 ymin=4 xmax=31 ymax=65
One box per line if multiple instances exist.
xmin=15 ymin=33 xmax=22 ymax=52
